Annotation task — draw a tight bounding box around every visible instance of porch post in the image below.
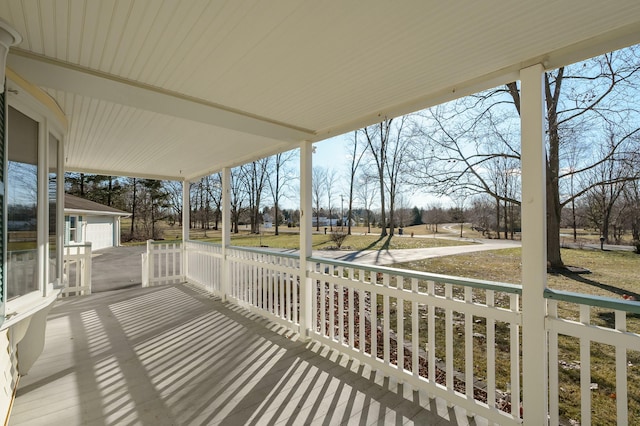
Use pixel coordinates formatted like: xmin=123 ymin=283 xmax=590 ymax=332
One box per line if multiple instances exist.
xmin=299 ymin=141 xmax=313 ymax=338
xmin=221 ymin=167 xmax=231 ymax=301
xmin=520 ymin=63 xmax=549 ymax=425
xmin=182 ymin=179 xmax=190 ymax=282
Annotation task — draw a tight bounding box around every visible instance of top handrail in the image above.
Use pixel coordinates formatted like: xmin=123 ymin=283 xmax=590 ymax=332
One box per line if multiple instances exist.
xmin=227 ymin=244 xmax=300 ymax=260
xmin=544 ymin=288 xmax=640 ymax=314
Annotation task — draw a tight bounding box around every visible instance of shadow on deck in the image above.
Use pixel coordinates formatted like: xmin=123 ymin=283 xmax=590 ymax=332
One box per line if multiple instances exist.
xmin=10 ymin=284 xmax=484 ymax=425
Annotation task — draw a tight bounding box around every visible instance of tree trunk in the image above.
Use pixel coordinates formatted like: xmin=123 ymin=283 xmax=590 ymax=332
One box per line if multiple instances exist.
xmin=495 ymin=198 xmax=500 ymax=239
xmin=130 ymin=178 xmax=137 ymax=238
xmin=379 ymin=178 xmax=387 ymax=237
xmin=545 ymin=70 xmax=565 ymax=268
xmin=107 ymin=176 xmax=113 ymax=206
xmin=503 ymin=198 xmax=508 ymax=239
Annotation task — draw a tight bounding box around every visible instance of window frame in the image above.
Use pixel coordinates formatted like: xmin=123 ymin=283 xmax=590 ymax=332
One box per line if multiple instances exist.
xmin=4 ymin=78 xmax=65 ymax=303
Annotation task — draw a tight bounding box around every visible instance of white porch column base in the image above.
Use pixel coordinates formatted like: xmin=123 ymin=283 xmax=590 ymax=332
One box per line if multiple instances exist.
xmin=299 ymin=141 xmax=313 ymax=340
xmin=520 ymin=63 xmax=549 ymax=425
xmin=221 ymin=167 xmax=231 ymax=302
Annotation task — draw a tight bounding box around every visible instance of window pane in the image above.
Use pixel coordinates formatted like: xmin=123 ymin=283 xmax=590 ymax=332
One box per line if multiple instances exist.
xmin=7 ymin=107 xmax=38 ymax=299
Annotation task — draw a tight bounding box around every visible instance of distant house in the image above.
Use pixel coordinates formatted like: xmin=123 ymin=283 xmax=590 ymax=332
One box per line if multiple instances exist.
xmin=64 ymin=194 xmax=130 ymax=250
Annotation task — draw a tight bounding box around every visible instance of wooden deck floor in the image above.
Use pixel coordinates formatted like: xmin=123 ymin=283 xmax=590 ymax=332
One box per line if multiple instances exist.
xmin=10 ymin=284 xmax=486 ymax=426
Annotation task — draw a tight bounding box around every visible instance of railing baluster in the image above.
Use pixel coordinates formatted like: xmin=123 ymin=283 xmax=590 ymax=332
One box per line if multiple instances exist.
xmin=397 ymin=276 xmax=404 ymax=372
xmin=383 ymin=272 xmax=390 ymax=366
xmin=371 ymin=273 xmax=378 ymax=360
xmin=412 ymin=277 xmax=419 ymax=379
xmin=445 ymin=284 xmax=454 ymax=395
xmin=338 ymin=266 xmax=344 ymax=345
xmin=580 ymin=304 xmax=591 ymax=426
xmin=293 ymin=260 xmax=298 ymax=324
xmin=348 ymin=281 xmax=354 ymax=349
xmin=510 ymin=293 xmax=520 ymax=418
xmin=464 ymin=286 xmax=473 ymax=399
xmin=329 ymin=265 xmax=335 ymax=340
xmin=615 ymin=310 xmax=628 ymax=425
xmin=486 ymin=290 xmax=496 ymax=410
xmin=280 ymin=257 xmax=285 ymax=319
xmin=428 ymin=280 xmax=436 ymax=387
xmin=548 ymin=299 xmax=559 ymax=425
xmin=359 ymin=269 xmax=366 ymax=355
xmin=312 ymin=262 xmax=318 ymax=333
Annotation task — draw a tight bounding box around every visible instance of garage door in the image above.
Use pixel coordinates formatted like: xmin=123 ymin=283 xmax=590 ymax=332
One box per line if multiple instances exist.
xmin=85 ymin=216 xmax=114 ymax=251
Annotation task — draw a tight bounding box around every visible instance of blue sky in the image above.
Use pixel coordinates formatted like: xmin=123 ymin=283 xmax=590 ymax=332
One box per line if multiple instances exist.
xmin=276 ymin=133 xmax=450 ymax=211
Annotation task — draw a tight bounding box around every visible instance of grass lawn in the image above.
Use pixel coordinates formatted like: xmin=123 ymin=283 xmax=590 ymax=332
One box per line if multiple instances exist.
xmin=392 ymin=247 xmax=640 ymax=425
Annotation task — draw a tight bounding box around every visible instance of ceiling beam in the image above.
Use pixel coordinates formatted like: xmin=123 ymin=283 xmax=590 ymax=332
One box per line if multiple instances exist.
xmin=8 ymin=50 xmax=316 ymax=143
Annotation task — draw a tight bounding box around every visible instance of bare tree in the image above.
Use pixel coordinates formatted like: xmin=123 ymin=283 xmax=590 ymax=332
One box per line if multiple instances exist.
xmin=347 ymin=131 xmax=367 ymax=235
xmin=312 ymin=167 xmax=327 ymax=231
xmin=326 ymin=168 xmax=338 ymax=231
xmin=267 ymin=150 xmax=297 ymax=235
xmin=584 ymin=136 xmax=638 ymax=243
xmin=243 ymin=158 xmax=271 ymax=234
xmin=230 ymin=168 xmax=247 ymax=233
xmin=164 ymin=180 xmax=183 ymax=226
xmin=410 ymin=46 xmax=640 ymax=268
xmin=356 ymin=173 xmax=378 ymax=234
xmin=623 ymin=177 xmax=640 ymax=245
xmin=361 ymin=117 xmax=411 ymax=237
xmin=362 ymin=120 xmax=391 ymax=237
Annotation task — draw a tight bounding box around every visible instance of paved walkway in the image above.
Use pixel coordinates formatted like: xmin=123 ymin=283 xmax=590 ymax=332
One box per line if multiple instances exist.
xmin=91 ymin=245 xmax=145 ymax=293
xmin=311 ymin=237 xmax=520 ymax=266
xmin=10 ymin=284 xmax=486 ymax=426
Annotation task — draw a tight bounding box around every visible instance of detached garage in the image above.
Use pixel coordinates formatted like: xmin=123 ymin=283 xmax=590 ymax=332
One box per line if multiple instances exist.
xmin=64 ymin=194 xmax=130 ymax=251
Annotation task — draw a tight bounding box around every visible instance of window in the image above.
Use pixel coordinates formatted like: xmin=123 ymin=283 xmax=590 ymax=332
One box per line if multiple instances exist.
xmin=68 ymin=215 xmax=83 ymax=244
xmin=7 ymin=106 xmax=38 ymax=300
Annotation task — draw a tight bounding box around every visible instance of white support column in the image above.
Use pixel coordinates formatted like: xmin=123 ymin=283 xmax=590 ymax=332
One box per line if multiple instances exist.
xmin=299 ymin=141 xmax=313 ymax=339
xmin=221 ymin=167 xmax=231 ymax=301
xmin=182 ymin=180 xmax=190 ymax=282
xmin=520 ymin=63 xmax=549 ymax=425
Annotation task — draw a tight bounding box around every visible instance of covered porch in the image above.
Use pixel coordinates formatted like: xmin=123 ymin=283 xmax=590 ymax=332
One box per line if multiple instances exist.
xmin=1 ymin=1 xmax=640 ymax=425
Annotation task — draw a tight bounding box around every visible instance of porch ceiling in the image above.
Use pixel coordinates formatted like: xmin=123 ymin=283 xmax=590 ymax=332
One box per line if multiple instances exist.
xmin=2 ymin=1 xmax=640 ymax=181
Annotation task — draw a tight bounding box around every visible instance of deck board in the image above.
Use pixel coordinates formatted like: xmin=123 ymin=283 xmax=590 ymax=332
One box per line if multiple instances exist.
xmin=10 ymin=284 xmax=485 ymax=425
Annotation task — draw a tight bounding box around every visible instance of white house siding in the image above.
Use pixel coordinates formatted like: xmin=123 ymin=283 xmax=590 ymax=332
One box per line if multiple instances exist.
xmin=0 ymin=330 xmax=17 ymax=425
xmin=84 ymin=216 xmax=115 ymax=251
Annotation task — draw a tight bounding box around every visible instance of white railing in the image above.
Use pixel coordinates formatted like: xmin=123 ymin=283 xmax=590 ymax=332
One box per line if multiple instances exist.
xmin=308 ymin=256 xmax=523 ymax=425
xmin=545 ymin=289 xmax=640 ymax=426
xmin=142 ymin=240 xmax=183 ymax=287
xmin=62 ymin=244 xmax=92 ymax=297
xmin=184 ymin=241 xmax=223 ymax=296
xmin=227 ymin=246 xmax=301 ymax=331
xmin=147 ymin=241 xmax=640 ymax=424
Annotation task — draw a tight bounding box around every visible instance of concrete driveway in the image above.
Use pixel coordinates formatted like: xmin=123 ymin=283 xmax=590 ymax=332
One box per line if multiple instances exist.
xmin=91 ymin=245 xmax=146 ymax=293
